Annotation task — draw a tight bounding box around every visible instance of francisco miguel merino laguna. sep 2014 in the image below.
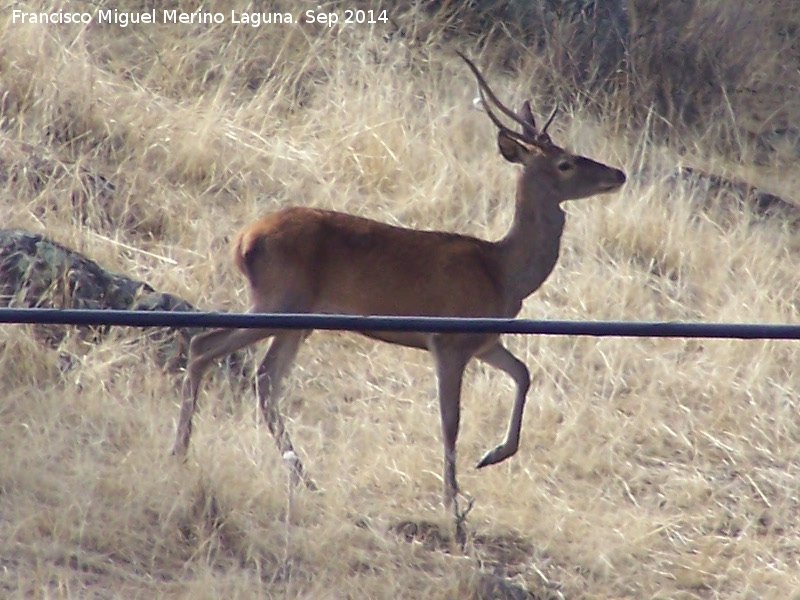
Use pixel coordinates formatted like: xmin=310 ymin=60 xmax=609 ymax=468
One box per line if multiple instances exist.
xmin=11 ymin=8 xmax=389 ymax=27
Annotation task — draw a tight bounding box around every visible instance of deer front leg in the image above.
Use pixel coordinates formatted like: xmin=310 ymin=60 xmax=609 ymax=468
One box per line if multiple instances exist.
xmin=430 ymin=336 xmax=471 ymax=508
xmin=474 ymin=342 xmax=530 ymax=468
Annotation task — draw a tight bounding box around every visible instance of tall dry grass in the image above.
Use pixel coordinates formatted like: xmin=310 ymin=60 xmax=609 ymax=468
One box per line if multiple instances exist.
xmin=1 ymin=1 xmax=800 ymax=598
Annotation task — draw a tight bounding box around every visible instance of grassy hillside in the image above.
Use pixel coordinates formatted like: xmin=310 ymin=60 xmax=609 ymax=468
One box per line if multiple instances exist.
xmin=2 ymin=1 xmax=800 ymax=598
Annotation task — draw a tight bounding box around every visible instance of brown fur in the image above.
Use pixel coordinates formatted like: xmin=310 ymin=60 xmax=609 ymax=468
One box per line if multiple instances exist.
xmin=232 ymin=207 xmax=505 ymax=318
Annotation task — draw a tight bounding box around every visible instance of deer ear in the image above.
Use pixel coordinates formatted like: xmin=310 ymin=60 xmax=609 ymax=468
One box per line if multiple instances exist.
xmin=498 ymin=132 xmax=527 ymax=164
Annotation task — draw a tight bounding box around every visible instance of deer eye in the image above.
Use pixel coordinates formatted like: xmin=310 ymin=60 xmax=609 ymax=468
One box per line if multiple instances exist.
xmin=557 ymin=160 xmax=573 ymax=172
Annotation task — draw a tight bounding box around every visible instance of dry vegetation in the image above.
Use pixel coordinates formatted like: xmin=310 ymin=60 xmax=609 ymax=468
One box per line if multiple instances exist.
xmin=2 ymin=1 xmax=800 ymax=598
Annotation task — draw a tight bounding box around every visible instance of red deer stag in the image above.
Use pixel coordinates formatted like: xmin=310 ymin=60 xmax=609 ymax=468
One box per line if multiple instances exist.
xmin=172 ymin=52 xmax=626 ymax=510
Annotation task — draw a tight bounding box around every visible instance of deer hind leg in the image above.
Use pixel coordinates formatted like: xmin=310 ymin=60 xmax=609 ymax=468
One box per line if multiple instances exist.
xmin=255 ymin=330 xmax=316 ymax=489
xmin=173 ymin=327 xmax=277 ymax=457
xmin=474 ymin=342 xmax=531 ymax=469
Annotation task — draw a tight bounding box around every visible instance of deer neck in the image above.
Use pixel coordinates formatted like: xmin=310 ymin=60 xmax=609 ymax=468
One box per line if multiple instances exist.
xmin=496 ymin=181 xmax=566 ymax=304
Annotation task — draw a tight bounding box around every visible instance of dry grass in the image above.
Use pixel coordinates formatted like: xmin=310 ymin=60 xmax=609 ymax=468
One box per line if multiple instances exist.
xmin=2 ymin=1 xmax=800 ymax=598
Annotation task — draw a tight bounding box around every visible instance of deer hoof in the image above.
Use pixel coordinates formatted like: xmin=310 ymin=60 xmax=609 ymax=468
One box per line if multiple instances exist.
xmin=476 ymin=443 xmax=514 ymax=469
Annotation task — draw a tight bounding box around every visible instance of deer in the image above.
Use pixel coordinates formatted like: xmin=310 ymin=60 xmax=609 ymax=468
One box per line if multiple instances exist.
xmin=172 ymin=52 xmax=626 ymax=515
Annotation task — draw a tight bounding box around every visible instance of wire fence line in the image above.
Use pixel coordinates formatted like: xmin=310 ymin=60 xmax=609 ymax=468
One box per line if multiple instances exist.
xmin=1 ymin=308 xmax=799 ymax=340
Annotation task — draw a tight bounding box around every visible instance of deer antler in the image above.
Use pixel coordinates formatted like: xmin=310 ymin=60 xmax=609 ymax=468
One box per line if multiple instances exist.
xmin=456 ymin=51 xmax=558 ymax=150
